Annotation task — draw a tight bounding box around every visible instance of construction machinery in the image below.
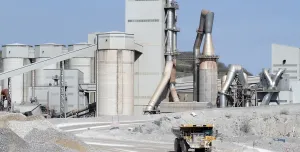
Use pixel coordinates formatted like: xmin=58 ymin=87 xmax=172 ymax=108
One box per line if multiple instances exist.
xmin=172 ymin=124 xmax=216 ymax=152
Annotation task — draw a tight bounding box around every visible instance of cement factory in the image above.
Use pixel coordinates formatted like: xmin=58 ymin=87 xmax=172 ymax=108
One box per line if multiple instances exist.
xmin=0 ymin=0 xmax=297 ymax=118
xmin=2 ymin=0 xmax=300 ymax=152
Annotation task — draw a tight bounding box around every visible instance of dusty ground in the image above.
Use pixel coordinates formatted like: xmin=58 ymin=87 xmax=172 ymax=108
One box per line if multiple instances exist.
xmin=58 ymin=104 xmax=300 ymax=152
xmin=2 ymin=104 xmax=300 ymax=152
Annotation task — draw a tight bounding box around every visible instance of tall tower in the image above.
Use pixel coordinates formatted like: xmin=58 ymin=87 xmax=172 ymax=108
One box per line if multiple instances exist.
xmin=125 ymin=0 xmax=166 ymax=115
xmin=198 ymin=12 xmax=219 ymax=104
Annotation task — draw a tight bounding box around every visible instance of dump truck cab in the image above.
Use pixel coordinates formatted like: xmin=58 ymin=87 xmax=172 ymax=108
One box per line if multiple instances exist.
xmin=172 ymin=124 xmax=216 ymax=152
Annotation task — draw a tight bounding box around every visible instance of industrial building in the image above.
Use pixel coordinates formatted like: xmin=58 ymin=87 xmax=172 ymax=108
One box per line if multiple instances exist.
xmin=272 ymin=43 xmax=300 ymax=103
xmin=125 ymin=0 xmax=168 ymax=115
xmin=0 ymin=0 xmax=299 ymax=118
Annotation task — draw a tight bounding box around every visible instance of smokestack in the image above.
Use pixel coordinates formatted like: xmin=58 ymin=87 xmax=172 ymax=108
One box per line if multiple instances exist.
xmin=193 ymin=9 xmax=209 ymax=102
xmin=198 ymin=11 xmax=219 ymax=105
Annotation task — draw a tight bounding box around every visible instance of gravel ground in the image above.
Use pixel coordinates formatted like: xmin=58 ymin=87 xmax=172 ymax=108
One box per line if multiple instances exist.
xmin=2 ymin=104 xmax=300 ymax=152
xmin=78 ymin=104 xmax=300 ymax=151
xmin=0 ymin=112 xmax=98 ymax=152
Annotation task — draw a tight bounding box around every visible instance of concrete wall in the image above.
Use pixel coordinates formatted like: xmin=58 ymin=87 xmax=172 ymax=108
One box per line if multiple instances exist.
xmin=126 ymin=0 xmax=165 ymax=115
xmin=271 ymin=44 xmax=300 ymax=104
xmin=272 ymin=44 xmax=300 ymax=80
xmin=290 ymin=81 xmax=300 ymax=103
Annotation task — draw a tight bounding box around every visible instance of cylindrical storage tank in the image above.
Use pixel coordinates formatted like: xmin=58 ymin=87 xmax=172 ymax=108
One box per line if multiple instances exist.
xmin=2 ymin=43 xmax=32 ymax=104
xmin=3 ymin=58 xmax=24 ymax=104
xmin=96 ymin=32 xmax=139 ymax=116
xmin=97 ymin=49 xmax=135 ymax=116
xmin=34 ymin=43 xmax=65 ymax=86
xmin=198 ymin=32 xmax=219 ymax=104
xmin=199 ymin=66 xmax=218 ymax=104
xmin=68 ymin=43 xmax=94 ymax=83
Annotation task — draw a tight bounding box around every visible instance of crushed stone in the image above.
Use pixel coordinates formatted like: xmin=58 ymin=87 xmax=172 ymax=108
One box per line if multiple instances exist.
xmin=88 ymin=104 xmax=300 ymax=151
xmin=0 ymin=112 xmax=97 ymax=152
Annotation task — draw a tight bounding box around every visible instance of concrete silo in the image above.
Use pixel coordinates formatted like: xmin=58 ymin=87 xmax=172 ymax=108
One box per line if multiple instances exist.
xmin=68 ymin=43 xmax=94 ymax=83
xmin=96 ymin=31 xmax=141 ymax=116
xmin=1 ymin=43 xmax=32 ymax=104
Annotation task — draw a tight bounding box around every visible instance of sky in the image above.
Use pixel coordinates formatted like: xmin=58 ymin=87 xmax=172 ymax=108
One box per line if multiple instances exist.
xmin=0 ymin=0 xmax=300 ymax=75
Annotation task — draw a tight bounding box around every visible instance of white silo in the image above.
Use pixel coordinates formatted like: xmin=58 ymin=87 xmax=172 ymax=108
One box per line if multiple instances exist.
xmin=96 ymin=32 xmax=141 ymax=116
xmin=1 ymin=43 xmax=32 ymax=104
xmin=68 ymin=43 xmax=94 ymax=83
xmin=34 ymin=43 xmax=66 ymax=86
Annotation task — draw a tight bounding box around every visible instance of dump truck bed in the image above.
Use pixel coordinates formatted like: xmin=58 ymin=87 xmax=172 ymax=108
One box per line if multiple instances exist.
xmin=171 ymin=124 xmax=214 ymax=138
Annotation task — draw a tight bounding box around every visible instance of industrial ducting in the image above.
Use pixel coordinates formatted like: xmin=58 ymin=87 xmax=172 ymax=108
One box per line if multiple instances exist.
xmin=194 ymin=9 xmax=219 ymax=104
xmin=218 ymin=64 xmax=248 ymax=108
xmin=193 ymin=9 xmax=209 ymax=102
xmin=261 ymin=68 xmax=285 ymax=105
xmin=144 ymin=0 xmax=180 ymax=114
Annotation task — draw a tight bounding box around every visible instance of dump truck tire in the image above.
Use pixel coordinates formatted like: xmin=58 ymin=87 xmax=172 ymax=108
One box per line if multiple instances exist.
xmin=174 ymin=138 xmax=181 ymax=152
xmin=180 ymin=140 xmax=189 ymax=152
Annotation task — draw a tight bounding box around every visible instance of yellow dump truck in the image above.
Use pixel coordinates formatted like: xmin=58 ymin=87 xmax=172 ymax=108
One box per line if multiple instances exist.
xmin=171 ymin=124 xmax=216 ymax=152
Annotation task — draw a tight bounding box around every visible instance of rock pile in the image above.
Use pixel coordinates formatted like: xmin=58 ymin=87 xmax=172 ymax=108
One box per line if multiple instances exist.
xmin=0 ymin=112 xmax=96 ymax=152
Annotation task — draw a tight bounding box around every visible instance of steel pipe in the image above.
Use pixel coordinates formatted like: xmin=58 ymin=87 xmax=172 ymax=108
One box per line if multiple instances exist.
xmin=144 ymin=61 xmax=173 ymax=112
xmin=219 ymin=64 xmax=247 ymax=108
xmin=261 ymin=68 xmax=285 ymax=105
xmin=170 ymin=59 xmax=180 ymax=102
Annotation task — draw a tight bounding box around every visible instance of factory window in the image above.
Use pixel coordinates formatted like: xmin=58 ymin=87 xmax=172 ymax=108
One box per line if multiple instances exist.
xmin=282 ymin=60 xmax=286 ymax=65
xmin=128 ymin=19 xmax=159 ymax=23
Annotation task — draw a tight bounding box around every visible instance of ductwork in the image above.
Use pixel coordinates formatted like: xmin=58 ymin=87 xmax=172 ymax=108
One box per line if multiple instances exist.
xmin=170 ymin=8 xmax=180 ymax=103
xmin=144 ymin=61 xmax=173 ymax=112
xmin=221 ymin=75 xmax=227 ymax=88
xmin=198 ymin=11 xmax=219 ymax=104
xmin=219 ymin=64 xmax=247 ymax=108
xmin=193 ymin=9 xmax=209 ymax=102
xmin=261 ymin=68 xmax=285 ymax=105
xmin=170 ymin=59 xmax=180 ymax=102
xmin=144 ymin=0 xmax=179 ymax=114
xmin=263 ymin=69 xmax=273 ymax=88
